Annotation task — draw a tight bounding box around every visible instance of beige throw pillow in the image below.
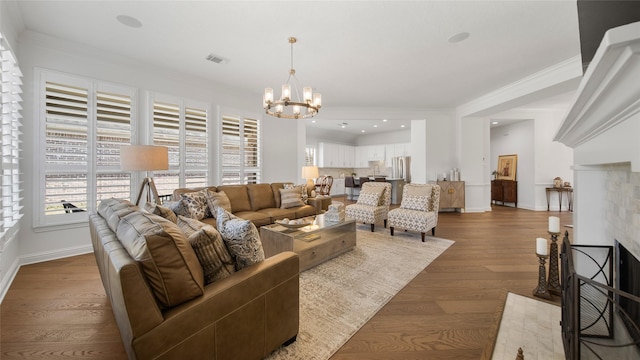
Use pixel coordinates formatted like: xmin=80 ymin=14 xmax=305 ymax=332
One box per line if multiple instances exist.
xmin=357 ymin=186 xmax=385 ymax=206
xmin=280 ymin=188 xmax=304 ymax=209
xmin=205 ymin=190 xmax=232 ymax=219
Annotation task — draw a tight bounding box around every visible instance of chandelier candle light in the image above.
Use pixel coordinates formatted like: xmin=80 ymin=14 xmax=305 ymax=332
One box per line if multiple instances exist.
xmin=263 ymin=37 xmax=321 ymax=119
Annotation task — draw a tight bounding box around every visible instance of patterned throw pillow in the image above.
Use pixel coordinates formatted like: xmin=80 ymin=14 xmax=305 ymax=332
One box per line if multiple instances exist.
xmin=163 ymin=199 xmax=191 ymax=217
xmin=357 ymin=186 xmax=385 ymax=207
xmin=144 ymin=202 xmax=178 ymax=223
xmin=280 ymin=187 xmax=304 ymax=209
xmin=216 ymin=208 xmax=265 ymax=270
xmin=181 ymin=189 xmax=211 ymax=220
xmin=177 ymin=215 xmax=236 ymax=284
xmin=285 ymin=183 xmax=309 ymax=204
xmin=205 ymin=190 xmax=232 ymax=219
xmin=400 ymin=194 xmax=429 ymax=211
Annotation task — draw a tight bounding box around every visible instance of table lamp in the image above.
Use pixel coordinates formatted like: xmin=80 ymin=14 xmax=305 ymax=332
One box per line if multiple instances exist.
xmin=120 ymin=145 xmax=169 ymax=206
xmin=301 ymin=165 xmax=319 ymax=194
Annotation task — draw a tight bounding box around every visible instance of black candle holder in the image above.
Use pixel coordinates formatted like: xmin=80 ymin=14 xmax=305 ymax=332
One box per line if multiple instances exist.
xmin=533 ymin=253 xmax=552 ymax=300
xmin=547 ymin=231 xmax=561 ymax=295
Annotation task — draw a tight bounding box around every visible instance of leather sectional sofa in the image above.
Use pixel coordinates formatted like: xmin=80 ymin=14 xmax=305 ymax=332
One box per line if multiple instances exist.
xmin=89 ymin=198 xmax=300 ymax=360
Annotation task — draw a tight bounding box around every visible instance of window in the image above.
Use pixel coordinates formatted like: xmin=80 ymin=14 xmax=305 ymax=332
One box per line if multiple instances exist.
xmin=220 ymin=112 xmax=260 ymax=185
xmin=151 ymin=95 xmax=208 ymax=196
xmin=36 ymin=70 xmax=135 ymax=226
xmin=305 ymin=146 xmax=316 ymax=166
xmin=0 ymin=33 xmax=23 ymax=237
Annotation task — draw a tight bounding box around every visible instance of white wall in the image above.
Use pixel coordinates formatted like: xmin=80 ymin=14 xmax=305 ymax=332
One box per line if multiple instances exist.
xmin=461 ymin=117 xmax=491 ymax=212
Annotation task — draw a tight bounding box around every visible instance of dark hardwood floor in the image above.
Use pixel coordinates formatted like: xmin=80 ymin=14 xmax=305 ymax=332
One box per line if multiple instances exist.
xmin=0 ymin=202 xmax=572 ymax=359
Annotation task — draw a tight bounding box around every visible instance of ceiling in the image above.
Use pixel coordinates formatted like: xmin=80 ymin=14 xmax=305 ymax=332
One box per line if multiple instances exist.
xmin=12 ymin=1 xmax=581 ymax=135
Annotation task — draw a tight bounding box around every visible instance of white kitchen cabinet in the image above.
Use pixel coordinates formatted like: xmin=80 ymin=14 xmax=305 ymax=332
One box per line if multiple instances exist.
xmin=394 ymin=142 xmax=410 ymax=156
xmin=355 ymin=146 xmax=369 ymax=167
xmin=318 ymin=143 xmax=355 ymax=168
xmin=330 ymin=178 xmax=345 ymax=197
xmin=368 ymin=145 xmax=385 ymax=161
xmin=385 ymin=144 xmax=395 ymax=164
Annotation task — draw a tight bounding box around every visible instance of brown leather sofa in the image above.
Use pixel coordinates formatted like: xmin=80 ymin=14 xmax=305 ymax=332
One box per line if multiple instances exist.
xmin=90 ymin=198 xmax=299 ymax=360
xmin=173 ymin=182 xmax=318 ymax=228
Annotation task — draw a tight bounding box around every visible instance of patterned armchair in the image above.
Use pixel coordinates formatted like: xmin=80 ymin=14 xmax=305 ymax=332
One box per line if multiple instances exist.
xmin=388 ymin=183 xmax=441 ymax=242
xmin=345 ymin=182 xmax=391 ymax=232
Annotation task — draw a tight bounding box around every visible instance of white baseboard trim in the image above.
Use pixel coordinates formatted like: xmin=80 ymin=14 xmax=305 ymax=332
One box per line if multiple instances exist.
xmin=19 ymin=244 xmax=94 ymax=267
xmin=0 ymin=244 xmax=94 ymax=303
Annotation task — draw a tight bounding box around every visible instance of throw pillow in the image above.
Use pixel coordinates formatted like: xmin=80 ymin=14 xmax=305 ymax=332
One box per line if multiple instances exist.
xmin=177 ymin=215 xmax=236 ymax=284
xmin=285 ymin=183 xmax=309 ymax=204
xmin=400 ymin=194 xmax=429 ymax=211
xmin=144 ymin=202 xmax=178 ymax=223
xmin=116 ymin=211 xmax=204 ymax=308
xmin=357 ymin=186 xmax=385 ymax=207
xmin=163 ymin=199 xmax=191 ymax=217
xmin=216 ymin=207 xmax=265 ymax=270
xmin=280 ymin=187 xmax=304 ymax=209
xmin=205 ymin=190 xmax=232 ymax=219
xmin=181 ymin=189 xmax=211 ymax=220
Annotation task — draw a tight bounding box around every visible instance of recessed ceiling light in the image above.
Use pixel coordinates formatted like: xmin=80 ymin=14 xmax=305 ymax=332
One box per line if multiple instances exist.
xmin=401 ymin=124 xmax=405 ymax=128
xmin=116 ymin=15 xmax=142 ymax=28
xmin=382 ymin=119 xmax=388 ymax=122
xmin=361 ymin=130 xmax=366 ymax=133
xmin=492 ymin=121 xmax=499 ymax=125
xmin=311 ymin=120 xmax=316 ymax=123
xmin=448 ymin=32 xmax=470 ymax=43
xmin=373 ymin=125 xmax=378 ymax=128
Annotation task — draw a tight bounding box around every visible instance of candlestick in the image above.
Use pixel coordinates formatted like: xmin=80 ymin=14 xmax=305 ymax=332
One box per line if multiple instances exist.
xmin=546 ymin=231 xmax=563 ymax=295
xmin=533 ymin=253 xmax=552 ymax=300
xmin=536 ymin=237 xmax=548 ymax=256
xmin=548 ymin=216 xmax=560 ymax=233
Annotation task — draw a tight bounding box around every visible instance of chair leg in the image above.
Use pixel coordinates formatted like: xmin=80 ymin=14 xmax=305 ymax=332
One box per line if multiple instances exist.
xmin=390 ymin=227 xmax=394 ymax=236
xmin=432 ymin=227 xmax=435 ymax=236
xmin=421 ymin=232 xmax=426 ymax=242
xmin=384 ymin=219 xmax=387 ymax=228
xmin=370 ymin=223 xmax=375 ymax=232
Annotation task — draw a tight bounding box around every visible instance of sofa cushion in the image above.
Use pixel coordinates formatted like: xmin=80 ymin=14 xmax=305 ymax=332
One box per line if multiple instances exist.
xmin=177 ymin=215 xmax=236 ymax=284
xmin=216 ymin=208 xmax=265 ymax=270
xmin=116 ymin=211 xmax=205 ymax=308
xmin=144 ymin=202 xmax=178 ymax=223
xmin=205 ymin=190 xmax=232 ymax=219
xmin=257 ymin=208 xmax=297 ymax=222
xmin=280 ymin=188 xmax=304 ymax=209
xmin=217 ymin=185 xmax=251 ymax=213
xmin=98 ymin=198 xmax=137 ymax=232
xmin=247 ymin=184 xmax=276 ymax=211
xmin=233 ymin=211 xmax=272 ymax=228
xmin=181 ymin=189 xmax=211 ymax=220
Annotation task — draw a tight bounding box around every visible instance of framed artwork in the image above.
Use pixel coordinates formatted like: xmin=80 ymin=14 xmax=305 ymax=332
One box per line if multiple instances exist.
xmin=497 ymin=154 xmax=517 ymax=181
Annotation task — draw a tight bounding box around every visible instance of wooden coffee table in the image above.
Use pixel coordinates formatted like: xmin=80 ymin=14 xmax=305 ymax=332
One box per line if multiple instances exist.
xmin=260 ymin=214 xmax=356 ymax=271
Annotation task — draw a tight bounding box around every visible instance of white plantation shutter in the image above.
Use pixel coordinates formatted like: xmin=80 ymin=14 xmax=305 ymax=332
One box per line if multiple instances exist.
xmin=152 ymin=101 xmax=180 ymax=195
xmin=185 ymin=107 xmax=207 ymax=187
xmin=152 ymin=97 xmax=208 ymax=193
xmin=221 ymin=112 xmax=260 ymax=185
xmin=44 ymin=81 xmax=89 ymax=215
xmin=96 ymin=91 xmax=132 ymax=202
xmin=0 ymin=33 xmax=23 ymax=236
xmin=37 ymin=70 xmax=135 ymax=226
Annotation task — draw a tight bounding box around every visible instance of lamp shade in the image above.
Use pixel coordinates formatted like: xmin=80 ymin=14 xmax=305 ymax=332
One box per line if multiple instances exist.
xmin=120 ymin=145 xmax=169 ymax=171
xmin=301 ymin=165 xmax=319 ymax=180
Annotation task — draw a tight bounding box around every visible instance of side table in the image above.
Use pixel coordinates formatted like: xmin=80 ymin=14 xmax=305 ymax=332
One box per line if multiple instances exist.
xmin=308 ymin=196 xmax=331 ymax=214
xmin=545 ymin=187 xmax=573 ymax=212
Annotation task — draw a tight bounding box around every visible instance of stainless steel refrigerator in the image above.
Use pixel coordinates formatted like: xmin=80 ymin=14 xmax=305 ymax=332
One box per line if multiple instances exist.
xmin=391 ymin=156 xmax=411 ymax=183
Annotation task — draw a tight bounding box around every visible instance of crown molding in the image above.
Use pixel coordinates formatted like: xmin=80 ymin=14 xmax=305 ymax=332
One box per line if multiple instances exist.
xmin=554 ymin=21 xmax=640 ymax=148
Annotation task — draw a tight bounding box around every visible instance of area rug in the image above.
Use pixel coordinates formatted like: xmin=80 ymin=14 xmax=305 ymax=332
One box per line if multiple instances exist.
xmin=266 ymin=226 xmax=454 ymax=360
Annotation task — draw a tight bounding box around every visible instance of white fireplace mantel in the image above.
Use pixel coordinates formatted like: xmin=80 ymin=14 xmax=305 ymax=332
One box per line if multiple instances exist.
xmin=554 ymin=21 xmax=640 ymax=152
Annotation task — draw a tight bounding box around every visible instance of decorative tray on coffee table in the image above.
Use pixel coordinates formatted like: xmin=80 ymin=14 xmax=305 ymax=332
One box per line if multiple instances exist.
xmin=275 ymin=220 xmax=313 ymax=229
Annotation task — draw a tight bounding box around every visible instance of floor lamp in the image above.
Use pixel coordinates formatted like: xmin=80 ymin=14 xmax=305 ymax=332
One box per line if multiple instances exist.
xmin=120 ymin=145 xmax=169 ymax=206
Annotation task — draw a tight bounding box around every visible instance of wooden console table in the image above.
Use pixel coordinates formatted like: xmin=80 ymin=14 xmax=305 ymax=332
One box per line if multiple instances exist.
xmin=546 ymin=187 xmax=573 ymax=212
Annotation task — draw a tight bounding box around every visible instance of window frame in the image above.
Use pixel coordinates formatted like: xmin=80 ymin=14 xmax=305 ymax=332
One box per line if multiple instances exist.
xmin=219 ymin=108 xmax=261 ymax=185
xmin=34 ymin=69 xmax=137 ymax=228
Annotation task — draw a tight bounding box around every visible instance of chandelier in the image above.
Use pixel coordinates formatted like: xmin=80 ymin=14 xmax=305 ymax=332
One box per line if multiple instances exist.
xmin=263 ymin=37 xmax=321 ymax=119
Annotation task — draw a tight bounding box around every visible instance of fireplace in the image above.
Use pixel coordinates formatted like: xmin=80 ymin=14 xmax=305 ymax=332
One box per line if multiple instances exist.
xmin=617 ymin=241 xmax=640 ymax=350
xmin=560 ymin=235 xmax=640 ymax=359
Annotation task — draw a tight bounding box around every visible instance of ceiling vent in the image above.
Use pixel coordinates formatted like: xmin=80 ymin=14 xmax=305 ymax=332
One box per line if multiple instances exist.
xmin=205 ymin=54 xmax=229 ymax=64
